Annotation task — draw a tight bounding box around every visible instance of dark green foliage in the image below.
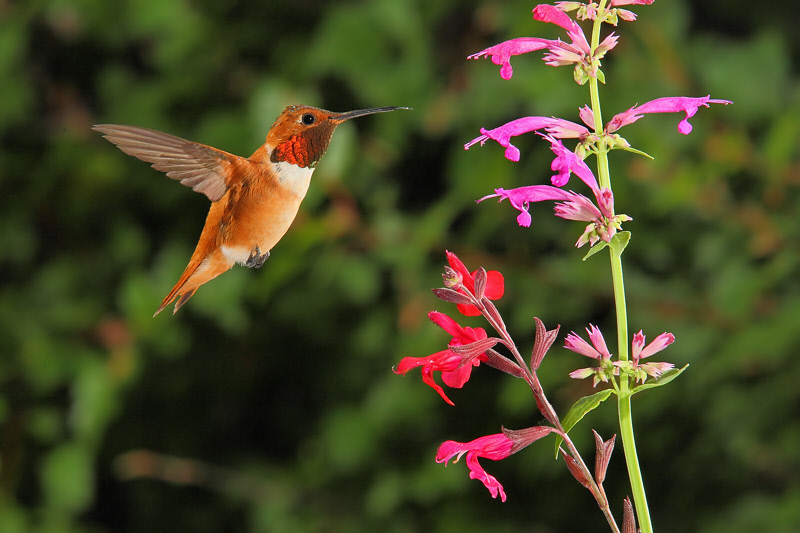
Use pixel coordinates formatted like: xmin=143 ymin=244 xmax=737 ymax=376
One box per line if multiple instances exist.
xmin=1 ymin=1 xmax=798 ymax=531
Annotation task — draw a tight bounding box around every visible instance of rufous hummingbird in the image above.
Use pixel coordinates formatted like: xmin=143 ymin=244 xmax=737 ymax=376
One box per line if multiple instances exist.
xmin=94 ymin=105 xmax=409 ymax=316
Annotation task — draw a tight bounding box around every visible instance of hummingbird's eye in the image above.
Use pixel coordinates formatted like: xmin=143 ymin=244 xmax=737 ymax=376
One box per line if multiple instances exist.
xmin=301 ymin=113 xmax=316 ymax=125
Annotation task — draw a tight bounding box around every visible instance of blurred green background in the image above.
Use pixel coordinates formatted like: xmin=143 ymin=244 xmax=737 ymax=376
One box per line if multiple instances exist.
xmin=1 ymin=0 xmax=799 ymax=531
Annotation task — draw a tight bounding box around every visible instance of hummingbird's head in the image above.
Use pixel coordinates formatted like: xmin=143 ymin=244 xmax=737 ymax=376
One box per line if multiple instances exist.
xmin=267 ymin=105 xmax=410 ymax=168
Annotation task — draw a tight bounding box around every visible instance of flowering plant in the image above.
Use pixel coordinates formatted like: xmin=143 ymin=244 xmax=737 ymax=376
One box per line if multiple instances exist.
xmin=394 ymin=2 xmax=729 ymax=531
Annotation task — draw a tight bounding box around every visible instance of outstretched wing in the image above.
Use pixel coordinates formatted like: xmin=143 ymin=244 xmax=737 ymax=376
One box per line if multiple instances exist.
xmin=93 ymin=124 xmax=246 ymax=202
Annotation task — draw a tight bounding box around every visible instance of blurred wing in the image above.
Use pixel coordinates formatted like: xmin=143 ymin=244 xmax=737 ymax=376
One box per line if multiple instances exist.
xmin=93 ymin=124 xmax=246 ymax=202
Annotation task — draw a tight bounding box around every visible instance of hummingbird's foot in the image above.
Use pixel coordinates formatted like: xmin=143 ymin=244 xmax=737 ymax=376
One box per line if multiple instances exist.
xmin=245 ymin=247 xmax=270 ymax=269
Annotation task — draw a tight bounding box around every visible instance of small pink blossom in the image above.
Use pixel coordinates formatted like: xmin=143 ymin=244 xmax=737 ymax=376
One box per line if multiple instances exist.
xmin=436 ymin=427 xmax=554 ymax=501
xmin=607 ymin=96 xmax=733 ymax=135
xmin=624 ymin=330 xmax=676 ymax=382
xmin=579 ymin=105 xmax=596 ymax=129
xmin=553 ymin=192 xmax=603 ymax=222
xmin=565 ymin=324 xmax=618 ymax=386
xmin=445 ymin=250 xmax=504 ymax=316
xmin=464 ymin=117 xmax=588 ymax=162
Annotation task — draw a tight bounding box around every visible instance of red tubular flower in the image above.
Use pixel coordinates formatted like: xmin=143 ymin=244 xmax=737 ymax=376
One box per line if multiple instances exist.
xmin=393 ymin=311 xmax=491 ymax=405
xmin=445 ymin=251 xmax=504 ymax=316
xmin=436 ymin=433 xmax=514 ymax=501
xmin=436 ymin=427 xmax=555 ymax=501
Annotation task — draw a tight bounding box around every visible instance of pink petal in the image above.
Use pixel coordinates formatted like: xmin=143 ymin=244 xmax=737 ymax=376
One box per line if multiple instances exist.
xmin=569 ymin=367 xmax=597 ymax=379
xmin=468 ymin=38 xmax=553 ymax=80
xmin=564 ymin=331 xmax=602 ymax=360
xmin=631 ymin=330 xmax=646 ymax=361
xmin=542 ymin=135 xmax=599 ymax=192
xmin=638 ymin=332 xmax=675 ymax=360
xmin=533 ymin=4 xmax=578 ymax=32
xmin=579 ymin=105 xmax=596 ymax=129
xmin=533 ymin=4 xmax=590 ymax=54
xmin=586 ymin=324 xmax=612 ymax=360
xmin=553 ymin=191 xmax=602 ymax=222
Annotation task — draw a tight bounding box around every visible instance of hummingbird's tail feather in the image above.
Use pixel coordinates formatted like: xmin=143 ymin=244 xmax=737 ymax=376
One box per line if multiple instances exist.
xmin=153 ymin=250 xmax=234 ymax=316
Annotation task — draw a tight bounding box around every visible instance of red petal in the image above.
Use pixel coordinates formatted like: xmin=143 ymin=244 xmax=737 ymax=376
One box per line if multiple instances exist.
xmin=483 ymin=271 xmax=505 ymax=299
xmin=428 ymin=311 xmax=464 ymax=338
xmin=457 ymin=302 xmax=481 ymax=316
xmin=441 ymin=362 xmax=474 ymax=389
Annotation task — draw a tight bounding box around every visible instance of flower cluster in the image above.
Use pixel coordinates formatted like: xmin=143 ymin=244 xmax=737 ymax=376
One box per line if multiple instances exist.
xmin=477 ymin=134 xmax=630 ymax=247
xmin=468 ymin=4 xmax=618 ymax=83
xmin=393 ymin=251 xmax=505 ymax=404
xmin=566 ymin=324 xmax=675 ymax=385
xmin=465 ymin=3 xmax=730 ymax=247
xmin=395 ymin=251 xmax=565 ymax=500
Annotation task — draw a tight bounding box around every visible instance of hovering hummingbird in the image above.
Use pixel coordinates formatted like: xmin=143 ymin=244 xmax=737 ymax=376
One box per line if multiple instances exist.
xmin=94 ymin=105 xmax=409 ymax=316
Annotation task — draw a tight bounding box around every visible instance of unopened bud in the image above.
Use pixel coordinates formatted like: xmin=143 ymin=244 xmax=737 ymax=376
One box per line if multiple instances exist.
xmin=442 ymin=266 xmax=463 ymax=289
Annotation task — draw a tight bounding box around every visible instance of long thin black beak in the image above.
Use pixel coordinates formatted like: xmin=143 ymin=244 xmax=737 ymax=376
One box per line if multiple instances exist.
xmin=333 ymin=106 xmax=411 ymax=122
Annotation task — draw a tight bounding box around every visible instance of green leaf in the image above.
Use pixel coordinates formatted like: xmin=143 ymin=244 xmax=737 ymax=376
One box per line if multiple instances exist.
xmin=554 ymin=388 xmax=615 ymax=457
xmin=582 ymin=240 xmax=608 ymax=261
xmin=619 ymin=145 xmax=655 ymax=159
xmin=609 ymin=231 xmax=631 ymax=257
xmin=631 ymin=364 xmax=689 ymax=395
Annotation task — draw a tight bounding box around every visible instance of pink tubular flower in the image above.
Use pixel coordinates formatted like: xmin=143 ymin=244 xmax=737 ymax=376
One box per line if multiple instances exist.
xmin=479 ymin=185 xmax=572 ymax=227
xmin=543 ymin=134 xmax=598 ymax=190
xmin=467 ymin=38 xmax=553 ymax=81
xmin=607 ymin=96 xmax=733 ymax=135
xmin=565 ymin=324 xmax=618 ymax=386
xmin=393 ymin=311 xmax=490 ymax=405
xmin=445 ymin=250 xmax=504 ymax=316
xmin=468 ymin=4 xmax=617 ymax=81
xmin=436 ymin=427 xmax=554 ymax=501
xmin=623 ymin=330 xmax=676 ymax=382
xmin=479 ymin=184 xmax=630 ymax=246
xmin=464 ymin=117 xmax=588 ymax=163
